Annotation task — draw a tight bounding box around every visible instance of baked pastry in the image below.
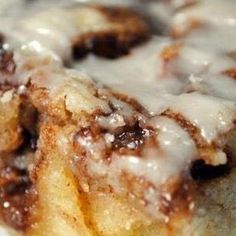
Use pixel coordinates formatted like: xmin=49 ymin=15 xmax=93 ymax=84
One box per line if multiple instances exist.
xmin=0 ymin=0 xmax=236 ymax=236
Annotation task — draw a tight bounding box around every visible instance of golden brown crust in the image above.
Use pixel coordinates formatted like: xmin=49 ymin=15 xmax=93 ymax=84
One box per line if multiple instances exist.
xmin=0 ymin=3 xmax=235 ymax=235
xmin=27 ymin=123 xmax=93 ymax=236
xmin=0 ymin=94 xmax=23 ymax=153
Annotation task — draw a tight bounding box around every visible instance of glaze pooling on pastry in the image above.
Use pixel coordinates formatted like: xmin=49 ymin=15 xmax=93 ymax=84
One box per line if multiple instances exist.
xmin=0 ymin=0 xmax=236 ymax=235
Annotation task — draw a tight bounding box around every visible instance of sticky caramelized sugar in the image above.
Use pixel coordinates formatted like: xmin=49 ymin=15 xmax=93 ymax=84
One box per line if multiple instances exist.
xmin=112 ymin=123 xmax=148 ymax=150
xmin=0 ymin=152 xmax=36 ymax=230
xmin=72 ymin=5 xmax=150 ymax=59
xmin=224 ymin=68 xmax=236 ymax=80
xmin=0 ymin=1 xmax=235 ymax=235
xmin=0 ymin=51 xmax=16 ymax=75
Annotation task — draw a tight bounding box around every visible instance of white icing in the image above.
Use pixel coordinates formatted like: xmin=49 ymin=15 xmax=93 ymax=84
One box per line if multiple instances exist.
xmin=76 ymin=37 xmax=186 ymax=114
xmin=4 ymin=6 xmax=113 ymax=62
xmin=74 ymin=0 xmax=236 ymax=128
xmin=0 ymin=0 xmax=235 ymax=221
xmin=83 ymin=115 xmax=198 ymax=216
xmin=0 ymin=225 xmax=21 ymax=236
xmin=168 ymin=93 xmax=236 ymax=143
xmin=172 ymin=0 xmax=236 ymax=30
xmin=75 ymin=38 xmax=236 ymax=140
xmin=142 ymin=0 xmax=196 ymax=33
xmin=0 ymin=90 xmax=14 ymax=103
xmin=72 ymin=0 xmax=236 ymax=205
